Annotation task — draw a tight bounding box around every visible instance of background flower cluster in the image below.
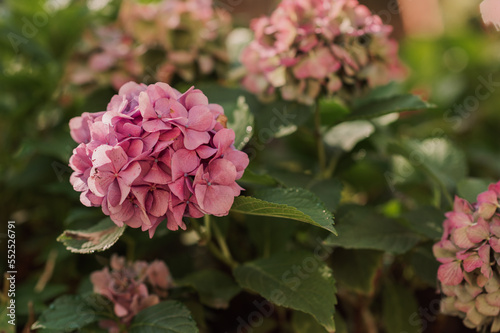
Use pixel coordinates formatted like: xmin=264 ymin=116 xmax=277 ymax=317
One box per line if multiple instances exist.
xmin=240 ymin=0 xmax=405 ymax=104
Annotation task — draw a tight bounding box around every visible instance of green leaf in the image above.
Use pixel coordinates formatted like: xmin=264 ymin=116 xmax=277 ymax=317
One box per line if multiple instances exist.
xmin=32 ymin=294 xmax=113 ymax=331
xmin=238 ymin=169 xmax=280 ymax=187
xmin=309 ymin=178 xmax=343 ymax=212
xmin=349 ymin=94 xmax=435 ymax=120
xmin=358 ymin=81 xmax=403 ymax=101
xmin=318 ymin=97 xmax=350 ymax=128
xmin=457 ymin=178 xmax=492 ymax=203
xmin=291 ymin=311 xmax=329 ymax=333
xmin=324 ymin=205 xmax=420 ymax=254
xmin=129 ymin=301 xmax=198 ymax=333
xmin=57 ymin=218 xmax=125 ymax=254
xmin=178 ymin=270 xmax=241 ymax=309
xmin=233 ymin=251 xmax=337 ymax=331
xmin=331 ymin=249 xmax=383 ymax=295
xmin=388 ymin=138 xmax=468 ymax=189
xmin=403 ymin=206 xmax=444 ymax=239
xmin=231 ymin=188 xmax=336 ymax=235
xmin=323 ymin=121 xmax=375 ymax=151
xmin=382 ymin=283 xmax=421 ymax=333
xmin=254 ymin=99 xmax=315 ymax=138
xmin=246 ymin=216 xmax=299 ymax=257
xmin=409 ymin=242 xmax=439 ymax=286
xmin=195 ymin=84 xmax=256 ymax=149
xmin=226 ymin=95 xmax=254 ymax=150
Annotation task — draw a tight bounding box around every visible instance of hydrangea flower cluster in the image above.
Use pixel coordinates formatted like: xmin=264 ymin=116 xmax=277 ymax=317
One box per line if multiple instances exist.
xmin=69 ymin=81 xmax=248 ymax=237
xmin=91 ymin=254 xmax=173 ymax=332
xmin=434 ymin=182 xmax=500 ymax=331
xmin=68 ymin=0 xmax=231 ymax=91
xmin=240 ymin=0 xmax=404 ymax=105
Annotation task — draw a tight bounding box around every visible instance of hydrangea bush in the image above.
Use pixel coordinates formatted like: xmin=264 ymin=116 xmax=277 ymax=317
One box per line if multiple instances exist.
xmin=68 ymin=0 xmax=231 ymax=90
xmin=16 ymin=0 xmax=500 ymax=332
xmin=240 ymin=0 xmax=404 ymax=104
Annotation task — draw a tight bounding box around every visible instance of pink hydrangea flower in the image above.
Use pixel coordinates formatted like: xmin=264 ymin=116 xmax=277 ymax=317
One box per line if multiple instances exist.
xmin=91 ymin=254 xmax=173 ymax=331
xmin=69 ymin=82 xmax=249 ymax=237
xmin=67 ymin=0 xmax=231 ymax=91
xmin=240 ymin=0 xmax=405 ymax=105
xmin=434 ymin=182 xmax=500 ymax=331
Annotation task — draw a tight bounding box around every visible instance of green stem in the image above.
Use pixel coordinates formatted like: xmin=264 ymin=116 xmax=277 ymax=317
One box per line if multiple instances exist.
xmin=190 ymin=216 xmax=238 ymax=269
xmin=207 ymin=242 xmax=238 ymax=269
xmin=203 ymin=214 xmax=211 ymax=241
xmin=211 ymin=216 xmax=235 ymax=265
xmin=120 ymin=234 xmax=136 ymax=262
xmin=314 ymin=103 xmax=327 ymax=178
xmin=324 ymin=150 xmax=342 ymax=179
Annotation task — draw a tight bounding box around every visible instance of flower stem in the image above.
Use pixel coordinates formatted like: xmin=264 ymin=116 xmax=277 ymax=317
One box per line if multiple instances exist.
xmin=211 ymin=217 xmax=234 ymax=264
xmin=314 ymin=103 xmax=327 ymax=178
xmin=203 ymin=214 xmax=211 ymax=241
xmin=191 ymin=216 xmax=237 ymax=269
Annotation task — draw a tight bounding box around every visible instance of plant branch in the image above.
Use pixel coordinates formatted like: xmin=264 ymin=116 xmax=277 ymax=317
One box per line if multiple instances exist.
xmin=190 ymin=216 xmax=238 ymax=269
xmin=314 ymin=103 xmax=327 ymax=178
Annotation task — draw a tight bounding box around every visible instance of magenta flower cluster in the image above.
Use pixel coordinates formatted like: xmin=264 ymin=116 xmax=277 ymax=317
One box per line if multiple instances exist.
xmin=434 ymin=182 xmax=500 ymax=331
xmin=241 ymin=0 xmax=404 ymax=105
xmin=69 ymin=82 xmax=248 ymax=237
xmin=91 ymin=254 xmax=173 ymax=331
xmin=68 ymin=0 xmax=231 ymax=91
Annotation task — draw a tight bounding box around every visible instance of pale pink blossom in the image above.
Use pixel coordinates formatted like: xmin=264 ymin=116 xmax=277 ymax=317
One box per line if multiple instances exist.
xmin=91 ymin=255 xmax=173 ymax=331
xmin=241 ymin=0 xmax=405 ymax=104
xmin=67 ymin=0 xmax=231 ymax=91
xmin=434 ymin=182 xmax=500 ymax=331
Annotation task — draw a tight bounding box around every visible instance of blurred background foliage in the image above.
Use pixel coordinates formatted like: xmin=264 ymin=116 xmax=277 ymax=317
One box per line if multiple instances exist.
xmin=1 ymin=0 xmax=500 ymax=332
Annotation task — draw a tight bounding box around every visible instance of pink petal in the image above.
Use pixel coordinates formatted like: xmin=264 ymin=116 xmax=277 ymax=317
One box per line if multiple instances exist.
xmin=463 ymin=253 xmax=483 ymax=272
xmin=478 ymin=244 xmax=491 ymax=263
xmin=171 ymin=149 xmax=199 ymax=180
xmin=199 ymin=185 xmax=235 ymax=216
xmin=224 ymin=149 xmax=249 ymax=180
xmin=446 ymin=212 xmax=473 ymax=229
xmin=490 ymin=237 xmax=500 ymax=253
xmin=114 ymin=303 xmax=129 ymax=317
xmin=451 ymin=226 xmax=476 ymax=249
xmin=107 ymin=180 xmax=122 ymax=207
xmin=88 ymin=168 xmax=114 ymax=197
xmin=139 ymin=91 xmax=156 ymax=120
xmin=467 ymin=218 xmax=490 ymax=243
xmin=131 ymin=186 xmax=150 ymax=210
xmin=490 ymin=216 xmax=500 ymax=237
xmin=437 ymin=261 xmax=464 ymax=285
xmin=143 ymin=163 xmax=171 ymax=185
xmin=182 ymin=128 xmax=210 ymax=150
xmin=150 ymin=189 xmax=169 ymax=217
xmin=119 ymin=161 xmax=142 ymax=187
xmin=208 ymin=159 xmax=237 ymax=186
xmin=168 ymin=178 xmax=187 ymax=201
xmin=433 ymin=240 xmax=458 ymax=263
xmin=142 ymin=119 xmax=172 ymax=132
xmin=196 ymin=145 xmax=217 ymax=159
xmin=185 ymin=90 xmax=209 ymax=110
xmin=187 ymin=105 xmax=214 ymax=131
xmin=154 ymin=98 xmax=171 ymax=117
xmin=213 ymin=128 xmax=235 ymax=155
